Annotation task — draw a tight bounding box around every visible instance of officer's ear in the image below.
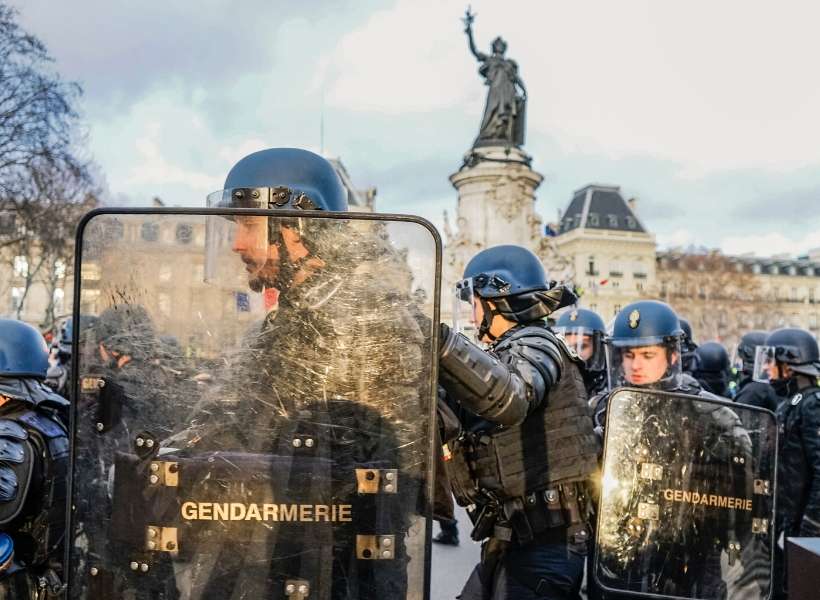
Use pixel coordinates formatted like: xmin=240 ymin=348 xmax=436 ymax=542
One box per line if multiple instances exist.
xmin=280 ymin=225 xmax=309 ymax=261
xmin=668 ymin=348 xmax=680 ymax=365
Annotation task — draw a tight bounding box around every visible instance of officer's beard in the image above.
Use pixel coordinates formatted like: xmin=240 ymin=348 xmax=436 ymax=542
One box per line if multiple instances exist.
xmin=771 ymin=376 xmax=799 ymax=398
xmin=247 ymin=257 xmax=302 ymax=296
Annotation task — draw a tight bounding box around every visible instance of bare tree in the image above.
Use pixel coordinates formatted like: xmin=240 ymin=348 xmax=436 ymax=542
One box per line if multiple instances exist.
xmin=0 ymin=4 xmax=89 ymax=198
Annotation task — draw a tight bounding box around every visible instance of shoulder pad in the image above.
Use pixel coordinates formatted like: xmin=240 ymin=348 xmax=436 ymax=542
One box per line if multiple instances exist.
xmin=0 ymin=420 xmax=27 ymax=441
xmin=0 ymin=437 xmax=26 ymax=464
xmin=17 ymin=411 xmax=66 ymax=439
xmin=0 ymin=441 xmax=34 ymax=525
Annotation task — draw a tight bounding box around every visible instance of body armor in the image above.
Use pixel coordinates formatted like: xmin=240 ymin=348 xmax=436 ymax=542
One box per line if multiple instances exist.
xmin=442 ymin=326 xmax=598 ymax=545
xmin=0 ymin=381 xmax=69 ymax=599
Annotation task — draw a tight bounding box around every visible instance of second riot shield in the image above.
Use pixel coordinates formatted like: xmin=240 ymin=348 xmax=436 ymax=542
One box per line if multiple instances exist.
xmin=67 ymin=208 xmax=441 ymax=599
xmin=595 ymin=388 xmax=776 ymax=600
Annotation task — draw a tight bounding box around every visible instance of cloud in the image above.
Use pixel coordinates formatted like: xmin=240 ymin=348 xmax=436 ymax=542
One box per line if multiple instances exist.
xmin=721 ymin=232 xmax=820 ymax=258
xmin=657 ymin=229 xmax=695 ymax=250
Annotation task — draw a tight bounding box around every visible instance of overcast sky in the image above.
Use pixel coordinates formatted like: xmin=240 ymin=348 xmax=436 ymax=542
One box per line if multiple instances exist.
xmin=13 ymin=0 xmax=820 ymax=257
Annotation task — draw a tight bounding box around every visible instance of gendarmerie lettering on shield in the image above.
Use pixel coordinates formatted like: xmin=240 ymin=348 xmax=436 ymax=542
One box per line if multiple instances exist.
xmin=181 ymin=502 xmax=354 ymax=522
xmin=663 ymin=489 xmax=753 ymax=512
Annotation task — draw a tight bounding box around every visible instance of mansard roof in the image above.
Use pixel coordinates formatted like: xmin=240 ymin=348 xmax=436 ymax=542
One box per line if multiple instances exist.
xmin=558 ymin=184 xmax=646 ymax=234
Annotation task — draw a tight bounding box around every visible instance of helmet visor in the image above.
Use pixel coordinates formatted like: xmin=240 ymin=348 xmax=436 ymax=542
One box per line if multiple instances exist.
xmin=606 ymin=339 xmax=682 ymax=389
xmin=752 ymin=345 xmax=776 ymax=383
xmin=453 ymin=278 xmax=481 ymax=343
xmin=555 ymin=326 xmax=605 ymax=372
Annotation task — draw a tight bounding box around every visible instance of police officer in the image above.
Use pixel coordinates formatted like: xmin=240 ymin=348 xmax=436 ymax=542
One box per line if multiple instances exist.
xmin=734 ymin=330 xmax=780 ymax=412
xmin=0 ymin=319 xmax=69 ymax=598
xmin=169 ymin=148 xmax=428 ymax=599
xmin=763 ymin=328 xmax=820 ymax=599
xmin=692 ymin=341 xmax=732 ymax=397
xmin=593 ymin=302 xmax=754 ymax=598
xmin=439 ymin=245 xmax=598 ymax=600
xmin=554 ymin=307 xmax=607 ymax=397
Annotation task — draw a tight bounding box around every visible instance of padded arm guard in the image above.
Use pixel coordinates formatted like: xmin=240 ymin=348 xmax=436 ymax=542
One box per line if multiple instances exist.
xmin=0 ymin=419 xmax=34 ymax=526
xmin=439 ymin=330 xmax=550 ymax=427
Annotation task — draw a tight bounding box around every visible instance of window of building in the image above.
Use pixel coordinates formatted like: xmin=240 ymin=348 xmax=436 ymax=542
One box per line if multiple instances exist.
xmin=54 ymin=259 xmax=67 ymax=279
xmin=10 ymin=287 xmax=24 ymax=312
xmin=791 ymin=287 xmax=798 ymax=301
xmin=626 ymin=216 xmax=636 ymax=229
xmin=612 ymin=280 xmax=620 ymax=289
xmin=613 ymin=304 xmax=621 ymax=316
xmin=13 ymin=256 xmax=28 ymax=277
xmin=159 ymin=264 xmax=172 ymax=282
xmin=608 ymin=215 xmax=618 ymax=227
xmin=589 ymin=303 xmax=598 ymax=312
xmin=788 ymin=265 xmax=797 ymax=276
xmin=53 ymin=288 xmax=65 ymax=315
xmin=636 ymin=282 xmax=644 ymax=292
xmin=810 ymin=288 xmax=816 ymax=303
xmin=0 ymin=212 xmax=16 ymax=235
xmin=810 ymin=314 xmax=818 ymax=329
xmin=141 ymin=222 xmax=160 ymax=242
xmin=176 ymin=223 xmax=193 ymax=244
xmin=108 ymin=219 xmax=125 ymax=241
xmin=158 ymin=293 xmax=171 ymax=316
xmin=588 ymin=213 xmax=599 ymax=226
xmin=587 ymin=257 xmax=596 ymax=276
xmin=752 ymin=263 xmax=761 ymax=274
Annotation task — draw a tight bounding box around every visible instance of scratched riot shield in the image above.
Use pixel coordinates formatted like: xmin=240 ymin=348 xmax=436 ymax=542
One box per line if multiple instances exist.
xmin=595 ymin=388 xmax=776 ymax=600
xmin=68 ymin=208 xmax=441 ymax=600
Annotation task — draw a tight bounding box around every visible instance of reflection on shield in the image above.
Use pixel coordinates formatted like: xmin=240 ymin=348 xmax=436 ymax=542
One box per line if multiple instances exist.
xmin=595 ymin=388 xmax=776 ymax=600
xmin=68 ymin=209 xmax=440 ymax=599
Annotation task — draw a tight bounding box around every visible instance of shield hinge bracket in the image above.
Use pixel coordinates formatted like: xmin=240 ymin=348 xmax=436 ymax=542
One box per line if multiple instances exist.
xmin=148 ymin=461 xmax=179 ymax=487
xmin=639 ymin=463 xmax=663 ymax=480
xmin=637 ymin=502 xmax=659 ymax=521
xmin=284 ymin=579 xmax=310 ymax=599
xmin=752 ymin=518 xmax=770 ymax=535
xmin=754 ymin=479 xmax=771 ymax=495
xmin=356 ymin=535 xmax=395 ymax=560
xmin=145 ymin=526 xmax=178 ymax=555
xmin=355 ymin=468 xmax=397 ymax=494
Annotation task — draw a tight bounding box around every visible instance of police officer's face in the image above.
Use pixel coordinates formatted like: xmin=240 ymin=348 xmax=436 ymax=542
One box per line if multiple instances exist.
xmin=622 ymin=345 xmax=675 ymax=385
xmin=565 ymin=333 xmax=594 ymax=361
xmin=232 ymin=216 xmax=281 ymax=291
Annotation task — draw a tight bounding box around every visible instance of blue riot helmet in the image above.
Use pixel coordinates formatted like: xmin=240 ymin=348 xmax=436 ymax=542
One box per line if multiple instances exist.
xmin=736 ymin=330 xmax=768 ymax=376
xmin=206 ymin=148 xmax=348 ymax=292
xmin=755 ymin=328 xmax=820 ymax=396
xmin=207 ymin=147 xmax=347 ymax=212
xmin=692 ymin=341 xmax=731 ymax=397
xmin=0 ymin=319 xmax=49 ymax=379
xmin=607 ymin=300 xmax=684 ymax=389
xmin=555 ymin=307 xmax=607 ymax=372
xmin=455 ymin=245 xmax=576 ymax=341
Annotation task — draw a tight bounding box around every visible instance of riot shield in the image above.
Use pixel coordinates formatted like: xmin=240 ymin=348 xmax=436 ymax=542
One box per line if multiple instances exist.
xmin=68 ymin=208 xmax=441 ymax=600
xmin=595 ymin=388 xmax=776 ymax=600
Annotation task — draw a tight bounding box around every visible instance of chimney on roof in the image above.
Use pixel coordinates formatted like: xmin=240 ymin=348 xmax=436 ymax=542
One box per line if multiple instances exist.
xmin=627 ymin=197 xmax=638 ymax=214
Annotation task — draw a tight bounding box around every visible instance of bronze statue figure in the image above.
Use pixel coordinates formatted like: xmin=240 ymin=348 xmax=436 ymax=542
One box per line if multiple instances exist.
xmin=463 ymin=7 xmax=527 ymax=148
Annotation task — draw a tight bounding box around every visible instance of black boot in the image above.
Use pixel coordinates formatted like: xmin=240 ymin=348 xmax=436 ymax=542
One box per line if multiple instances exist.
xmin=433 ymin=519 xmax=459 ymax=546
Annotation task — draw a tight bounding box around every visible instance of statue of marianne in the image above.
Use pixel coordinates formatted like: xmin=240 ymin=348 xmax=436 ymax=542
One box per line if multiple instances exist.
xmin=463 ymin=6 xmax=527 ymax=148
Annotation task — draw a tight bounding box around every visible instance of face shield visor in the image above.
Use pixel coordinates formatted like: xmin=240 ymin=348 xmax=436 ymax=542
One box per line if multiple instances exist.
xmin=606 ymin=337 xmax=682 ymax=390
xmin=752 ymin=345 xmax=800 ymax=382
xmin=453 ymin=278 xmax=481 ymax=341
xmin=554 ymin=326 xmax=606 ymax=372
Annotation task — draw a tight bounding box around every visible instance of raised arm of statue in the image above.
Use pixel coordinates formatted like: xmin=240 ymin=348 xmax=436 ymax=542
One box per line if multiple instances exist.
xmin=463 ymin=7 xmax=487 ymax=62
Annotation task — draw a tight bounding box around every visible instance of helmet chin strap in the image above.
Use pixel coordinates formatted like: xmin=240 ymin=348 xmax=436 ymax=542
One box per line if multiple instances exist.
xmin=478 ymin=297 xmax=502 ymax=342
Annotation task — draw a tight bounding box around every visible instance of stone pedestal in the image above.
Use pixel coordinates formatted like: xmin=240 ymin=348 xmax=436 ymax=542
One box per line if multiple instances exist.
xmin=442 ymin=146 xmax=544 ymax=313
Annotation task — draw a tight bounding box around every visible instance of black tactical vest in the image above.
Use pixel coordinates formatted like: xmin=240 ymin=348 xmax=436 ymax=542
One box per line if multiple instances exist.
xmin=0 ymin=401 xmax=69 ymax=595
xmin=446 ymin=327 xmax=599 ymax=505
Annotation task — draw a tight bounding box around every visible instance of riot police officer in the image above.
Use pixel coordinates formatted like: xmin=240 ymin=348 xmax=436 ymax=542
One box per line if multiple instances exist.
xmin=759 ymin=328 xmax=820 ymax=598
xmin=734 ymin=330 xmax=780 ymax=412
xmin=692 ymin=341 xmax=732 ymax=397
xmin=593 ymin=302 xmax=762 ymax=599
xmin=0 ymin=319 xmax=69 ymax=598
xmin=439 ymin=244 xmax=598 ymax=600
xmin=554 ymin=307 xmax=607 ymax=397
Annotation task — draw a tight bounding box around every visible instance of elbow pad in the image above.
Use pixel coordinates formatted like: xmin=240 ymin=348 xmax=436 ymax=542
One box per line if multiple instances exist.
xmin=438 ymin=331 xmax=530 ymax=427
